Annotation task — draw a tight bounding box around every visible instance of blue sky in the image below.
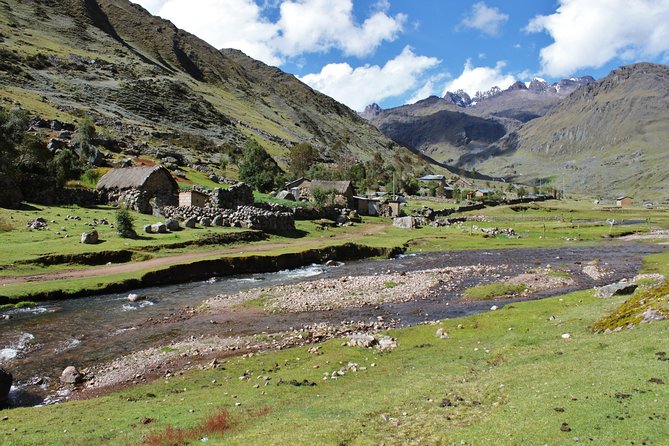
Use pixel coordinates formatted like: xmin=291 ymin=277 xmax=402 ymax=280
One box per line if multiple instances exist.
xmin=134 ymin=0 xmax=669 ymax=110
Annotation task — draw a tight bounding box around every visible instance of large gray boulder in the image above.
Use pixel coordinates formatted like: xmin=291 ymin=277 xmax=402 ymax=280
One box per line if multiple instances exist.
xmin=0 ymin=368 xmax=12 ymax=409
xmin=165 ymin=218 xmax=180 ymax=231
xmin=594 ymin=282 xmax=638 ymax=299
xmin=184 ymin=217 xmax=197 ymax=228
xmin=60 ymin=366 xmax=83 ymax=385
xmin=393 ymin=216 xmax=418 ymax=229
xmin=80 ymin=230 xmax=99 ymax=244
xmin=151 ymin=222 xmax=168 ymax=233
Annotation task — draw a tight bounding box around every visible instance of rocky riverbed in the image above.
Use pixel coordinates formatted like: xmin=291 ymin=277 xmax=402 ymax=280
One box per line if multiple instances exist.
xmin=1 ymin=243 xmax=663 ymax=406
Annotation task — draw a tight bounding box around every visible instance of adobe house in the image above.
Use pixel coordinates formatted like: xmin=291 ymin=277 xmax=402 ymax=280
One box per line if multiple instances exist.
xmin=616 ymin=196 xmax=633 ymax=207
xmin=179 ymin=189 xmax=209 ymax=208
xmin=308 ymin=180 xmax=355 ymax=207
xmin=97 ymin=165 xmax=178 ymax=215
xmin=475 ymin=189 xmax=492 ymax=198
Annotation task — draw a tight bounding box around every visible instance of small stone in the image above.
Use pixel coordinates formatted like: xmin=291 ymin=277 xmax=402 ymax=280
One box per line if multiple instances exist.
xmin=561 ymin=333 xmax=571 ymax=339
xmin=490 ymin=305 xmax=498 ymax=311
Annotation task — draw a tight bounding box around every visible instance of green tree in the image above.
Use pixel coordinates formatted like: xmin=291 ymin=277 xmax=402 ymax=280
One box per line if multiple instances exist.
xmin=311 ymin=187 xmax=335 ymax=207
xmin=72 ymin=116 xmax=97 ymax=162
xmin=238 ymin=139 xmax=282 ymax=192
xmin=115 ymin=208 xmax=137 ymax=239
xmin=289 ymin=142 xmax=319 ymax=178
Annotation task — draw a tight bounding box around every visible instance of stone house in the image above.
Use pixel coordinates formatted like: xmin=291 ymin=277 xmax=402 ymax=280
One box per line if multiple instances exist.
xmin=97 ymin=165 xmax=178 ymax=215
xmin=179 ymin=189 xmax=209 ymax=208
xmin=308 ymin=180 xmax=355 ymax=207
xmin=616 ymin=196 xmax=633 ymax=207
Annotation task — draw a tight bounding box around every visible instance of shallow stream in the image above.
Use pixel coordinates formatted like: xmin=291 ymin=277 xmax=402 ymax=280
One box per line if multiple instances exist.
xmin=0 ymin=242 xmax=662 ymax=406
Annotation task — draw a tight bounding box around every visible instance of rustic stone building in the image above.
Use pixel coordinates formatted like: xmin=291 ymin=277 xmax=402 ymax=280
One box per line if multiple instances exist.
xmin=97 ymin=166 xmax=178 ymax=215
xmin=179 ymin=189 xmax=209 ymax=208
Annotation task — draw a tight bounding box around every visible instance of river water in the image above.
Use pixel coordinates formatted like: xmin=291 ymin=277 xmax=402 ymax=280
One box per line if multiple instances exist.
xmin=0 ymin=242 xmax=662 ymax=406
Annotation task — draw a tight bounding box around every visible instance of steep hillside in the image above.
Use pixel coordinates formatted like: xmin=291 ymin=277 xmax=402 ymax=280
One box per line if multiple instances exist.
xmin=479 ymin=63 xmax=669 ymax=199
xmin=0 ymin=0 xmax=412 ymax=175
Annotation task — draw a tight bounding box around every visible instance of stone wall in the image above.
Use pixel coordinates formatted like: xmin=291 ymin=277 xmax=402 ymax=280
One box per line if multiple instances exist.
xmin=208 ymin=183 xmax=254 ymax=209
xmin=163 ymin=204 xmax=295 ymax=235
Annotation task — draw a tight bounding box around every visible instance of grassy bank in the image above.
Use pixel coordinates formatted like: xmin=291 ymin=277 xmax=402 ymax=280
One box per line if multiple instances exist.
xmin=1 ymin=281 xmax=667 ymax=445
xmin=0 ymin=200 xmax=667 ymax=302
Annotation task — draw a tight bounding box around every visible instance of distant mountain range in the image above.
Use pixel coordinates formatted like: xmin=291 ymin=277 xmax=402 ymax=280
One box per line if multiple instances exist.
xmin=362 ymin=65 xmax=668 ymax=199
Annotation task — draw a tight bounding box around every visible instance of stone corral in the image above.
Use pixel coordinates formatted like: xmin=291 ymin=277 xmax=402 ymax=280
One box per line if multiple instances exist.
xmin=163 ymin=203 xmax=295 ymax=234
xmin=208 ymin=183 xmax=254 ymax=209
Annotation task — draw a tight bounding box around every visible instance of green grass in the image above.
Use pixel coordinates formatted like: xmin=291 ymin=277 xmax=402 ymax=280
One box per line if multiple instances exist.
xmin=1 ymin=287 xmax=667 ymax=445
xmin=464 ymin=282 xmax=527 ymax=300
xmin=592 ymin=281 xmax=669 ymax=333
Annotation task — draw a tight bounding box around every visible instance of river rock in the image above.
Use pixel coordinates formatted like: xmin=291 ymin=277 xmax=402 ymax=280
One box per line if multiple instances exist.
xmin=594 ymin=282 xmax=638 ymax=299
xmin=347 ymin=333 xmax=376 ymax=348
xmin=127 ymin=293 xmax=145 ymax=302
xmin=60 ymin=366 xmax=83 ymax=384
xmin=165 ymin=218 xmax=180 ymax=231
xmin=80 ymin=230 xmax=98 ymax=244
xmin=377 ymin=336 xmax=398 ymax=351
xmin=0 ymin=368 xmax=12 ymax=409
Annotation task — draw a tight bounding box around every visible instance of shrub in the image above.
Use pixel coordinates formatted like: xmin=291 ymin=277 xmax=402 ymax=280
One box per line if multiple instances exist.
xmin=115 ymin=208 xmax=136 ymax=238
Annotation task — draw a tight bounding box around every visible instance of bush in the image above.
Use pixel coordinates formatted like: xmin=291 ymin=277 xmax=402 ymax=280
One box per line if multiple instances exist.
xmin=115 ymin=208 xmax=136 ymax=238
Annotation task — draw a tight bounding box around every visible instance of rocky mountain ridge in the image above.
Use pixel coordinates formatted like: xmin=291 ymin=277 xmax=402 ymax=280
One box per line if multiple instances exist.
xmin=362 ymin=64 xmax=668 ymax=199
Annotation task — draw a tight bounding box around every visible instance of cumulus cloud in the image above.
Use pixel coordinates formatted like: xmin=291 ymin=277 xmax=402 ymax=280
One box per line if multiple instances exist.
xmin=526 ymin=0 xmax=669 ymax=77
xmin=133 ymin=0 xmax=405 ymax=65
xmin=459 ymin=2 xmax=509 ymax=36
xmin=441 ymin=60 xmax=516 ymax=97
xmin=299 ymin=46 xmax=440 ymax=111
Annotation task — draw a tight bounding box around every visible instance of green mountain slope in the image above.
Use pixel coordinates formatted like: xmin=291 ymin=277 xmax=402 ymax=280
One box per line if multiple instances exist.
xmin=479 ymin=63 xmax=669 ymax=200
xmin=0 ymin=0 xmax=413 ymax=175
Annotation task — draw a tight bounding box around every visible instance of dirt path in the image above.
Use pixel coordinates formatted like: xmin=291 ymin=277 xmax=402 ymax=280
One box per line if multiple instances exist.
xmin=0 ymin=224 xmax=388 ymax=286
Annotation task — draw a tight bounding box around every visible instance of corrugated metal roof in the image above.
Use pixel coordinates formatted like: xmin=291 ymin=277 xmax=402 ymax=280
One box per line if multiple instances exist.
xmin=97 ymin=166 xmax=171 ymax=190
xmin=419 ymin=175 xmax=445 ymax=181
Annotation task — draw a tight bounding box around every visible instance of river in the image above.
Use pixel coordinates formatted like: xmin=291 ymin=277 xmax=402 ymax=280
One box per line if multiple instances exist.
xmin=0 ymin=242 xmax=662 ymax=406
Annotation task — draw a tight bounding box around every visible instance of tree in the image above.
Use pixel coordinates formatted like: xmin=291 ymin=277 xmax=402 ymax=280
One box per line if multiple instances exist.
xmin=311 ymin=187 xmax=335 ymax=208
xmin=115 ymin=208 xmax=137 ymax=239
xmin=238 ymin=139 xmax=282 ymax=192
xmin=72 ymin=116 xmax=97 ymax=162
xmin=289 ymin=142 xmax=319 ymax=178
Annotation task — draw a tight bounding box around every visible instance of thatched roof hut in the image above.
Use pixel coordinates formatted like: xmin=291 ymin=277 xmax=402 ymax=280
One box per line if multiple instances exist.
xmin=97 ymin=166 xmax=178 ymax=214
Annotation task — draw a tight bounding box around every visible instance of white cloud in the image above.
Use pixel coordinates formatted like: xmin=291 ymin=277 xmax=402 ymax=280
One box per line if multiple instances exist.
xmin=299 ymin=46 xmax=440 ymax=111
xmin=526 ymin=0 xmax=669 ymax=77
xmin=441 ymin=60 xmax=516 ymax=97
xmin=460 ymin=2 xmax=509 ymax=36
xmin=132 ymin=0 xmax=405 ymax=65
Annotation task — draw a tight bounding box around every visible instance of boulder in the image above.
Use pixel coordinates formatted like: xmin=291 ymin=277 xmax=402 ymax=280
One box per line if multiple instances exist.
xmin=0 ymin=368 xmax=12 ymax=409
xmin=347 ymin=334 xmax=376 ymax=348
xmin=199 ymin=217 xmax=211 ymax=227
xmin=165 ymin=218 xmax=180 ymax=231
xmin=144 ymin=224 xmax=153 ymax=234
xmin=212 ymin=215 xmax=224 ymax=226
xmin=184 ymin=217 xmax=197 ymax=228
xmin=127 ymin=293 xmax=145 ymax=302
xmin=393 ymin=216 xmax=418 ymax=229
xmin=377 ymin=336 xmax=398 ymax=351
xmin=80 ymin=230 xmax=99 ymax=244
xmin=594 ymin=282 xmax=638 ymax=299
xmin=151 ymin=222 xmax=168 ymax=233
xmin=276 ymin=190 xmax=295 ymax=201
xmin=60 ymin=366 xmax=83 ymax=385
